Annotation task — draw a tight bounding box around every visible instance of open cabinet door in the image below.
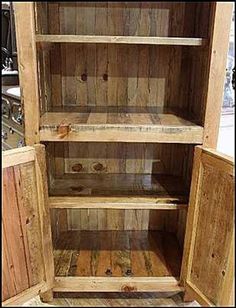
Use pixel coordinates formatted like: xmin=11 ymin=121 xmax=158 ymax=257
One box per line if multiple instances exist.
xmin=181 ymin=146 xmax=234 ymax=306
xmin=2 ymin=145 xmax=54 ymax=306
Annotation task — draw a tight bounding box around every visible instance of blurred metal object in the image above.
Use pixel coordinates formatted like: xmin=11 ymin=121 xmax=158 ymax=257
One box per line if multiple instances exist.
xmin=2 ymin=86 xmax=24 ymax=150
xmin=232 ymin=67 xmax=235 ymax=90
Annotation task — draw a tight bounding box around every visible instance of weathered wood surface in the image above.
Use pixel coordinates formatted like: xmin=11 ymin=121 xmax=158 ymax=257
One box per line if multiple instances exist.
xmin=2 ymin=163 xmax=45 ymax=302
xmin=47 ymin=142 xmax=194 ymax=176
xmin=53 ymin=276 xmax=183 ymax=293
xmin=49 ymin=174 xmax=188 ymax=197
xmin=36 ymin=35 xmax=204 ymax=46
xmin=14 ymin=2 xmax=40 ymax=145
xmin=23 ymin=291 xmax=200 ymax=307
xmin=53 ymin=231 xmax=182 ymax=278
xmin=35 ymin=2 xmax=212 ymax=135
xmin=47 ymin=142 xmax=191 ymax=239
xmin=181 ymin=146 xmax=234 ymax=306
xmin=202 ymin=3 xmax=233 ymax=147
xmin=40 ymin=108 xmax=203 ymax=143
xmin=49 ymin=196 xmax=187 ymax=210
xmin=2 ymin=146 xmax=54 ymax=305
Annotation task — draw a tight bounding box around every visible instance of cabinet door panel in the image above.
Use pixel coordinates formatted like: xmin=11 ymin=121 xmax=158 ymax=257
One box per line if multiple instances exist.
xmin=2 ymin=145 xmax=54 ymax=306
xmin=181 ymin=146 xmax=234 ymax=306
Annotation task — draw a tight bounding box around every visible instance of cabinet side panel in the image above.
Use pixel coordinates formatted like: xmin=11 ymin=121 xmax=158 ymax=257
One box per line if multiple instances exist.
xmin=202 ymin=3 xmax=233 ymax=147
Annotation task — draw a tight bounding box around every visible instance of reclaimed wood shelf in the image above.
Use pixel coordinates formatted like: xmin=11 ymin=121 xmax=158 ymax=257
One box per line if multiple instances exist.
xmin=54 ymin=230 xmax=182 ymax=277
xmin=35 ymin=34 xmax=205 ymax=46
xmin=40 ymin=107 xmax=203 ymax=143
xmin=49 ymin=174 xmax=188 ymax=210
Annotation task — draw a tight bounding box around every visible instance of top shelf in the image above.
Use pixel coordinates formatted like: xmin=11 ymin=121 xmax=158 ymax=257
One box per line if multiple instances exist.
xmin=35 ymin=35 xmax=205 ymax=46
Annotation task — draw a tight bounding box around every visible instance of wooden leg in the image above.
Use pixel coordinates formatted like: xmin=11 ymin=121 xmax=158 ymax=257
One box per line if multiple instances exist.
xmin=39 ymin=289 xmax=54 ymax=303
xmin=183 ymin=291 xmax=195 ymax=303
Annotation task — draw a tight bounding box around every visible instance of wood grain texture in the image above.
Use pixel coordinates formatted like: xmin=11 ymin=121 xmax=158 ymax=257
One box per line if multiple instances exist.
xmin=2 ymin=282 xmax=48 ymax=307
xmin=34 ymin=145 xmax=55 ymax=292
xmin=35 ymin=2 xmax=213 ymax=139
xmin=180 ymin=146 xmax=234 ymax=306
xmin=49 ymin=196 xmax=187 ymax=210
xmin=49 ymin=174 xmax=188 ymax=197
xmin=38 ymin=2 xmax=197 ymax=37
xmin=2 ymin=163 xmax=45 ymax=302
xmin=21 ymin=292 xmax=200 ymax=307
xmin=36 ymin=34 xmax=204 ymax=46
xmin=202 ymin=3 xmax=233 ymax=148
xmin=49 ymin=142 xmax=193 ymax=176
xmin=2 ymin=168 xmax=29 ymax=301
xmin=40 ymin=108 xmax=203 ymax=143
xmin=47 ymin=142 xmax=193 ymax=233
xmin=53 ymin=276 xmax=183 ymax=293
xmin=13 ymin=2 xmax=40 ymax=145
xmin=53 ymin=230 xmax=182 ymax=278
xmin=2 ymin=146 xmax=54 ymax=304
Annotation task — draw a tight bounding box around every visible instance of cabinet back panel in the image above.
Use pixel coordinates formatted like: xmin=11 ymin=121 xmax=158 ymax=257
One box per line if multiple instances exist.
xmin=46 ymin=142 xmax=193 ymax=177
xmin=38 ymin=2 xmax=191 ymax=37
xmin=51 ymin=208 xmax=181 ymax=232
xmin=47 ymin=44 xmax=183 ymax=109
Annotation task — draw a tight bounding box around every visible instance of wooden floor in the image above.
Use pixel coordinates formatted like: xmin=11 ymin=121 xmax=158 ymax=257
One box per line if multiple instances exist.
xmin=22 ymin=293 xmax=200 ymax=307
xmin=54 ymin=231 xmax=182 ymax=278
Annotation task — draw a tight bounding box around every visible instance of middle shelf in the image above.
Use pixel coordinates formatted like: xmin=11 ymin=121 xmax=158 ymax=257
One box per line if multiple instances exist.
xmin=49 ymin=173 xmax=188 ymax=210
xmin=40 ymin=107 xmax=203 ymax=143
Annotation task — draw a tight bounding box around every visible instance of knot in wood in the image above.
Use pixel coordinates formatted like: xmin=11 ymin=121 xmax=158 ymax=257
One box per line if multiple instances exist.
xmin=81 ymin=73 xmax=87 ymax=81
xmin=72 ymin=163 xmax=83 ymax=172
xmin=125 ymin=269 xmax=132 ymax=276
xmin=93 ymin=162 xmax=105 ymax=172
xmin=105 ymin=268 xmax=112 ymax=276
xmin=121 ymin=285 xmax=137 ymax=292
xmin=103 ymin=73 xmax=108 ymax=81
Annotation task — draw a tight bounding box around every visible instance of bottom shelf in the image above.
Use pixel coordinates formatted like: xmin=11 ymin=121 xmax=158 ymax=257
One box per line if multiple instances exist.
xmin=54 ymin=230 xmax=182 ymax=278
xmin=49 ymin=174 xmax=188 ymax=209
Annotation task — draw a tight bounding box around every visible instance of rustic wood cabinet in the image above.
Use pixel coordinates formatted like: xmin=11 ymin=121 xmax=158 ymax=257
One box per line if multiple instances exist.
xmin=2 ymin=2 xmax=234 ymax=307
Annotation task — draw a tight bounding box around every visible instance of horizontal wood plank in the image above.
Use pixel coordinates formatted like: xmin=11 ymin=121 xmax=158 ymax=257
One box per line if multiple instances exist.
xmin=36 ymin=35 xmax=205 ymax=46
xmin=49 ymin=196 xmax=187 ymax=210
xmin=40 ymin=109 xmax=203 ymax=143
xmin=2 ymin=281 xmax=47 ymax=307
xmin=49 ymin=174 xmax=188 ymax=198
xmin=53 ymin=276 xmax=183 ymax=292
xmin=2 ymin=147 xmax=35 ymax=168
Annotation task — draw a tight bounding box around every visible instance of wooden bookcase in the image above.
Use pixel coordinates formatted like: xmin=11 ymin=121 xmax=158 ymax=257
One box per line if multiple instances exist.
xmin=2 ymin=2 xmax=234 ymax=307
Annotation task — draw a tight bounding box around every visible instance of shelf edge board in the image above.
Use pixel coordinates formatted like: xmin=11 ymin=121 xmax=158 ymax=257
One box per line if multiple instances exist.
xmin=49 ymin=196 xmax=188 ymax=210
xmin=35 ymin=35 xmax=205 ymax=46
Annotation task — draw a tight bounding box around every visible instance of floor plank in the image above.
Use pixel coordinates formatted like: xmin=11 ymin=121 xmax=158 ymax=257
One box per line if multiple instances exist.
xmin=54 ymin=231 xmax=182 ymax=278
xmin=22 ymin=293 xmax=201 ymax=307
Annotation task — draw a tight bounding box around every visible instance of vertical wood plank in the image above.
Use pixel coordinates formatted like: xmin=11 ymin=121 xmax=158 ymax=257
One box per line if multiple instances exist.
xmin=14 ymin=2 xmax=40 ymax=145
xmin=203 ymin=3 xmax=233 ymax=147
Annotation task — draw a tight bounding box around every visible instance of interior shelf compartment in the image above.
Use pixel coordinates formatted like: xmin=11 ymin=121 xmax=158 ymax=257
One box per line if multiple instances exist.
xmin=40 ymin=107 xmax=203 ymax=143
xmin=53 ymin=230 xmax=182 ymax=278
xmin=49 ymin=174 xmax=188 ymax=210
xmin=35 ymin=34 xmax=205 ymax=46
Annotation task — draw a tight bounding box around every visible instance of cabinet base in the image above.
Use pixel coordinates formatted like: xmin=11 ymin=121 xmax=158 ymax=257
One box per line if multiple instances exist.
xmin=53 ymin=277 xmax=184 ymax=293
xmin=39 ymin=289 xmax=54 ymax=303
